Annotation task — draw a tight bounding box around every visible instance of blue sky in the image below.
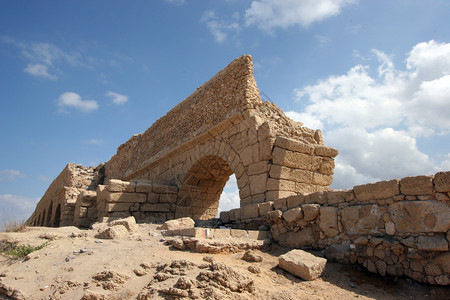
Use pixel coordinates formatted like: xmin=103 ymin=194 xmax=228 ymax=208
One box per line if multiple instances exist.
xmin=1 ymin=0 xmax=449 ymax=224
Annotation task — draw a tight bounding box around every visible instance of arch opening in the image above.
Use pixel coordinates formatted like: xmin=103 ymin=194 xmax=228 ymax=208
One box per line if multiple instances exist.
xmin=45 ymin=202 xmax=53 ymax=227
xmin=53 ymin=204 xmax=61 ymax=227
xmin=177 ymin=155 xmax=233 ymax=220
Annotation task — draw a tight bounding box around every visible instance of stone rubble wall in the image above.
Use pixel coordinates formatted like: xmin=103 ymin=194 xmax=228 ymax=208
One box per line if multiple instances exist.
xmin=26 ymin=163 xmax=103 ymax=227
xmin=221 ymin=171 xmax=450 ymax=285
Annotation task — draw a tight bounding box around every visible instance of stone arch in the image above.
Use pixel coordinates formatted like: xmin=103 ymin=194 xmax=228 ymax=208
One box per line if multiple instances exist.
xmin=53 ymin=204 xmax=61 ymax=227
xmin=177 ymin=155 xmax=233 ymax=219
xmin=45 ymin=202 xmax=53 ymax=226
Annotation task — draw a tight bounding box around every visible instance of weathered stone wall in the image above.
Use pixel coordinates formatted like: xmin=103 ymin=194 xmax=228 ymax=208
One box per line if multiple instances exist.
xmin=221 ymin=171 xmax=450 ymax=285
xmin=27 ymin=164 xmax=103 ymax=227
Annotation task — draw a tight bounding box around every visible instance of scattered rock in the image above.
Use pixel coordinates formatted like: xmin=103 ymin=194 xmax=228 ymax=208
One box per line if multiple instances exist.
xmin=248 ymin=265 xmax=261 ymax=274
xmin=197 ymin=262 xmax=255 ymax=293
xmin=92 ymin=270 xmax=130 ymax=290
xmin=133 ymin=268 xmax=147 ymax=276
xmin=278 ymin=249 xmax=327 ymax=281
xmin=110 ymin=216 xmax=139 ymax=232
xmin=158 ymin=217 xmax=195 ymax=231
xmin=95 ymin=224 xmax=128 ymax=239
xmin=81 ymin=290 xmax=106 ymax=300
xmin=242 ymin=250 xmax=263 ymax=262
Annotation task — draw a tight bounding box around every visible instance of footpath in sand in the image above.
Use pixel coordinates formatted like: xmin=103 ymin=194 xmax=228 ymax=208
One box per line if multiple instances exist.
xmin=0 ymin=221 xmax=449 ymax=300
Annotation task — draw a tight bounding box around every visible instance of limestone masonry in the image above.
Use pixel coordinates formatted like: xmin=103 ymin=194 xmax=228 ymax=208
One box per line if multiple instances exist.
xmin=27 ymin=55 xmax=449 ymax=285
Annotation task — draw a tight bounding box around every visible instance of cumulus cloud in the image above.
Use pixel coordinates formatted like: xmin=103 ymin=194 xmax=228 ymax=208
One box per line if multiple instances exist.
xmin=288 ymin=40 xmax=450 ymax=188
xmin=218 ymin=175 xmax=240 ymax=214
xmin=201 ymin=10 xmax=240 ymax=43
xmin=245 ymin=0 xmax=357 ymax=32
xmin=57 ymin=92 xmax=99 ymax=113
xmin=0 ymin=169 xmax=25 ymax=181
xmin=106 ymin=91 xmax=129 ymax=105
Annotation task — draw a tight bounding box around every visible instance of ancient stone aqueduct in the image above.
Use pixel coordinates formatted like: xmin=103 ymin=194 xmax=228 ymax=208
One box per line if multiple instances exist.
xmin=27 ymin=55 xmax=449 ymax=285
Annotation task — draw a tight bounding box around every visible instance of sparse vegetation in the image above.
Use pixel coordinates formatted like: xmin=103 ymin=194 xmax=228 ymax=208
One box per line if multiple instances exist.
xmin=0 ymin=241 xmax=49 ymax=258
xmin=0 ymin=211 xmax=27 ymax=233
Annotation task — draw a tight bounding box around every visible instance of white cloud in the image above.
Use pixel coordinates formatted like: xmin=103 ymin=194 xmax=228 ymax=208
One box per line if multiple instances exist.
xmin=84 ymin=138 xmax=103 ymax=145
xmin=165 ymin=0 xmax=185 ymax=5
xmin=289 ymin=40 xmax=450 ymax=188
xmin=24 ymin=63 xmax=57 ymax=80
xmin=201 ymin=10 xmax=240 ymax=43
xmin=1 ymin=37 xmax=86 ymax=79
xmin=0 ymin=169 xmax=25 ymax=181
xmin=0 ymin=194 xmax=39 ymax=229
xmin=57 ymin=92 xmax=99 ymax=113
xmin=106 ymin=91 xmax=129 ymax=105
xmin=245 ymin=0 xmax=357 ymax=32
xmin=218 ymin=175 xmax=240 ymax=214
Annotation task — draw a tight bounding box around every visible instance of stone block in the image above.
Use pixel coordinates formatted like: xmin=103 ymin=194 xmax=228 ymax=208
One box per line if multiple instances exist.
xmin=304 ymin=191 xmax=327 ymax=204
xmin=312 ymin=173 xmax=333 ymax=186
xmin=400 ymin=175 xmax=434 ymax=195
xmin=417 ymin=236 xmax=449 ymax=251
xmin=434 ymin=171 xmax=450 ymax=193
xmin=302 ymin=204 xmax=320 ymax=221
xmin=341 ymin=205 xmax=384 ymax=235
xmin=108 ymin=179 xmax=136 ymax=192
xmin=230 ymin=208 xmax=241 ymax=221
xmin=319 ymin=207 xmax=339 ymax=237
xmin=258 ymin=201 xmax=274 ymax=216
xmin=278 ymin=249 xmax=327 ymax=280
xmin=287 ymin=194 xmax=304 ymax=209
xmin=159 ymin=217 xmax=194 ymax=230
xmin=272 ymin=147 xmax=320 ymax=171
xmin=275 ymin=136 xmax=314 ymax=154
xmin=241 ymin=204 xmax=259 ymax=219
xmin=267 ymin=178 xmax=296 ymax=191
xmin=220 ymin=211 xmax=231 ymax=223
xmin=314 ymin=145 xmax=338 ymax=157
xmin=108 ymin=192 xmax=147 ymax=203
xmin=107 ymin=202 xmax=134 ymax=212
xmin=273 ymin=198 xmax=287 ymax=211
xmin=278 ymin=227 xmax=315 ymax=248
xmin=319 ymin=158 xmax=335 ymax=175
xmin=353 ymin=179 xmax=399 ymax=201
xmin=249 ymin=173 xmax=267 ymax=194
xmin=110 ymin=216 xmax=138 ymax=232
xmin=251 ymin=193 xmax=266 ymax=204
xmin=135 ymin=181 xmax=153 ymax=193
xmin=159 ymin=193 xmax=177 ymax=203
xmin=283 ymin=207 xmax=303 ymax=223
xmin=212 ymin=228 xmax=231 ymax=239
xmin=388 ymin=201 xmax=450 ymax=232
xmin=240 ymin=145 xmax=254 ymax=166
xmin=248 ymin=161 xmax=268 ymax=175
xmin=326 ymin=189 xmax=353 ymax=204
xmin=140 ymin=203 xmax=171 ymax=212
xmin=230 ymin=229 xmax=248 ymax=238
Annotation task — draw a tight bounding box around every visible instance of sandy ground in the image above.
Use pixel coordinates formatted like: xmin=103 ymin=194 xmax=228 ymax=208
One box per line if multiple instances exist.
xmin=0 ymin=225 xmax=449 ymax=300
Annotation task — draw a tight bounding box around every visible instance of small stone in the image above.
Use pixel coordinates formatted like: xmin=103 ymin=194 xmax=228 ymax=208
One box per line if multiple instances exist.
xmin=248 ymin=265 xmax=261 ymax=274
xmin=242 ymin=250 xmax=263 ymax=262
xmin=133 ymin=268 xmax=147 ymax=277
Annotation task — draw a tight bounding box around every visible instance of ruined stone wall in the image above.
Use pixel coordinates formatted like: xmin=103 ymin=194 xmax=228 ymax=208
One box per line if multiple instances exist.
xmin=105 ymin=55 xmax=262 ymax=181
xmin=27 ymin=164 xmax=102 ymax=227
xmin=221 ymin=171 xmax=450 ymax=285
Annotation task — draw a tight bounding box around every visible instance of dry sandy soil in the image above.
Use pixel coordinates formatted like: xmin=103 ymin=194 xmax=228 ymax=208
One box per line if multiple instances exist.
xmin=0 ymin=224 xmax=449 ymax=300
